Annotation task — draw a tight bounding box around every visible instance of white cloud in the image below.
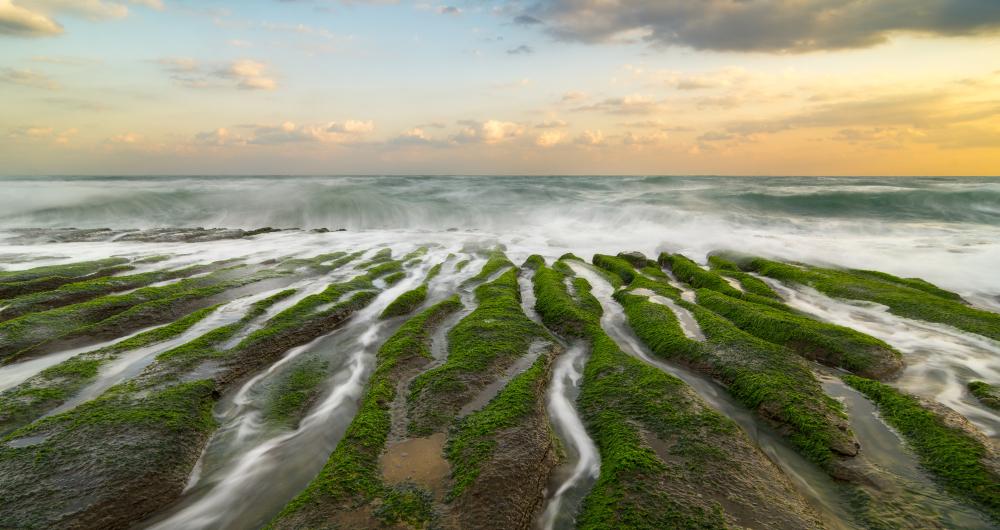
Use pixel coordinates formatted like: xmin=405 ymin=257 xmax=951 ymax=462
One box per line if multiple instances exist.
xmin=196 ymin=120 xmax=375 ymax=146
xmin=534 ymin=130 xmax=565 ymax=147
xmin=156 ymin=58 xmax=278 ymax=91
xmin=535 ymin=119 xmax=568 ymax=129
xmin=0 ymin=67 xmax=59 ymax=89
xmin=389 ymin=127 xmax=439 ymax=146
xmin=223 ymin=60 xmax=276 ymax=90
xmin=453 ymin=120 xmax=524 ymax=144
xmin=107 ymin=132 xmax=143 ymax=144
xmin=574 ymin=94 xmax=664 ymax=115
xmin=513 ymin=0 xmax=1000 ymax=53
xmin=623 ymin=130 xmax=669 ymax=146
xmin=0 ymin=0 xmax=158 ymax=38
xmin=0 ymin=0 xmax=62 ymax=37
xmin=574 ymin=129 xmax=604 ymax=145
xmin=328 ymin=120 xmax=376 ymax=134
xmin=8 ymin=125 xmax=77 ymax=144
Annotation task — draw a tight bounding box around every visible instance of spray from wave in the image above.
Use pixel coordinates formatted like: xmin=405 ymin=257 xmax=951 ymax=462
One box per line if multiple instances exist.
xmin=1 ymin=176 xmax=999 ymax=299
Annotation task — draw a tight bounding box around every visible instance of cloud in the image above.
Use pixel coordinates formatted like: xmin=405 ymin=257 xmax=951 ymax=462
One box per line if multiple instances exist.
xmin=1 ymin=0 xmax=162 ymax=38
xmin=196 ymin=120 xmax=375 ymax=146
xmin=389 ymin=127 xmax=446 ymax=147
xmin=8 ymin=125 xmax=77 ymax=144
xmin=560 ymin=90 xmax=586 ymax=102
xmin=534 ymin=130 xmax=565 ymax=147
xmin=695 ymin=88 xmax=1000 ymax=152
xmin=452 ymin=120 xmax=524 ymax=144
xmin=195 ymin=127 xmax=237 ymax=146
xmin=620 ymin=120 xmax=692 ymax=131
xmin=31 ymin=55 xmax=101 ymax=65
xmin=574 ymin=129 xmax=604 ymax=145
xmin=0 ymin=67 xmax=59 ymax=89
xmin=223 ymin=59 xmax=277 ymax=90
xmin=655 ymin=67 xmax=751 ymax=91
xmin=0 ymin=0 xmax=62 ymax=36
xmin=573 ymin=94 xmax=664 ymax=115
xmin=506 ymin=44 xmax=534 ymax=55
xmin=514 ymin=14 xmax=542 ymax=25
xmin=623 ymin=130 xmax=669 ymax=146
xmin=438 ymin=5 xmax=460 ymax=15
xmin=535 ymin=119 xmax=567 ymax=129
xmin=833 ymin=127 xmax=927 ymax=149
xmin=156 ymin=58 xmax=278 ymax=90
xmin=512 ymin=0 xmax=1000 ymax=52
xmin=726 ymin=92 xmax=1000 ymax=138
xmin=106 ymin=132 xmax=143 ymax=144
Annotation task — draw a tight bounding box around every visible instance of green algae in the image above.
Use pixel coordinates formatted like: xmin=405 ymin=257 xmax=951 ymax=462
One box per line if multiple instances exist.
xmin=233 ymin=274 xmax=375 ymax=354
xmin=403 ymin=247 xmax=429 ymax=261
xmin=707 ymin=255 xmax=781 ymax=298
xmin=662 ymin=253 xmax=742 ymax=297
xmin=262 ymin=357 xmax=330 ymax=428
xmin=380 ymin=284 xmax=428 ymax=319
xmin=591 ymin=254 xmax=634 ymax=286
xmin=408 ymin=268 xmax=545 ymax=436
xmin=445 ymin=352 xmax=550 ymax=500
xmin=0 ymin=257 xmax=131 ymax=286
xmin=0 ymin=259 xmax=387 ymax=529
xmin=0 ymin=264 xmax=257 ymax=361
xmin=461 ymin=249 xmax=513 ymax=286
xmin=532 ymin=259 xmax=815 ymax=529
xmin=153 ymin=289 xmax=296 ymax=370
xmin=694 ymin=288 xmax=902 ymax=378
xmin=661 ymin=253 xmax=788 ymax=309
xmin=843 ymin=375 xmax=1000 ymax=520
xmin=268 ymin=297 xmax=461 ymax=528
xmin=380 ymin=263 xmax=446 ymax=320
xmin=611 ymin=281 xmax=856 ymax=468
xmin=681 ymin=301 xmax=855 ymax=468
xmin=382 ymin=271 xmax=406 ymax=286
xmin=374 ymin=483 xmax=436 ymax=527
xmin=968 ymin=381 xmax=1000 ymax=410
xmin=455 ymin=259 xmax=470 ymax=272
xmin=0 ymin=378 xmax=220 ymax=528
xmin=612 ymin=291 xmax=702 ymax=359
xmin=0 ymin=263 xmax=218 ymax=321
xmin=0 ymin=265 xmax=135 ymax=301
xmin=0 ymin=305 xmax=219 ymax=436
xmin=425 ymin=262 xmax=443 ymax=282
xmin=738 ymin=256 xmax=1000 ymax=341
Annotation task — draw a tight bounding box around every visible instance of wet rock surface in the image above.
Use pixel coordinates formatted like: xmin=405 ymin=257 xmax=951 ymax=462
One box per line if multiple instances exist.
xmin=0 ymin=240 xmax=996 ymax=529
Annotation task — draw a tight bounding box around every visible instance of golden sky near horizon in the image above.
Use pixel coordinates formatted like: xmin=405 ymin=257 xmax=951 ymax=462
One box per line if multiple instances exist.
xmin=1 ymin=0 xmax=999 ymax=175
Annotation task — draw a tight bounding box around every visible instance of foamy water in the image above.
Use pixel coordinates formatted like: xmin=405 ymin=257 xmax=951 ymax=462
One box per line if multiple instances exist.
xmin=1 ymin=176 xmax=998 ymax=527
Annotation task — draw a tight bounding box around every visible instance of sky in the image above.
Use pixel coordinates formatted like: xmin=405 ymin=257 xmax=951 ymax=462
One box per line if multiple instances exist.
xmin=1 ymin=0 xmax=999 ymax=176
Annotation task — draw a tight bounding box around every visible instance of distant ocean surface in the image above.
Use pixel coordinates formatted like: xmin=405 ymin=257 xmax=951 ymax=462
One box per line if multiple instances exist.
xmin=1 ymin=175 xmax=998 ymax=301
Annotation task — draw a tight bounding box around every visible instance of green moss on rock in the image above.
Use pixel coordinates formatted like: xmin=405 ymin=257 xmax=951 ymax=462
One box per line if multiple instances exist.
xmin=268 ymin=297 xmax=461 ymax=528
xmin=262 ymin=357 xmax=329 ymax=428
xmin=0 ymin=305 xmax=220 ymax=436
xmin=739 ymin=257 xmax=1000 ymax=341
xmin=531 ymin=259 xmax=822 ymax=529
xmin=445 ymin=352 xmax=551 ymax=499
xmin=408 ymin=268 xmax=545 ymax=436
xmin=968 ymin=381 xmax=1000 ymax=410
xmin=682 ymin=301 xmax=857 ymax=468
xmin=695 ymin=289 xmax=902 ymax=379
xmin=844 ymin=375 xmax=1000 ymax=520
xmin=381 ymin=284 xmax=428 ymax=319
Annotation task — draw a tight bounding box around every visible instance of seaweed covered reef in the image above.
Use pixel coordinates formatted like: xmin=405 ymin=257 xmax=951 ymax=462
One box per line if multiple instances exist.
xmin=0 ymin=238 xmax=997 ymax=530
